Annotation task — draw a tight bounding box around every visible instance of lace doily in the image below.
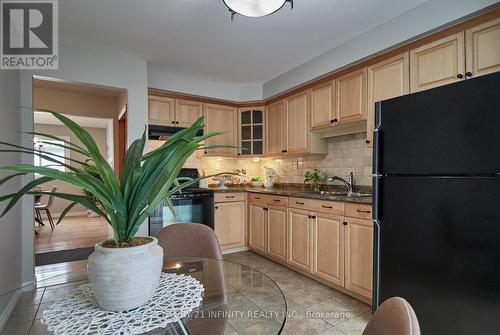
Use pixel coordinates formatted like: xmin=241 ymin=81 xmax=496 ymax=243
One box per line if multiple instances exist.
xmin=42 ymin=273 xmax=204 ymax=335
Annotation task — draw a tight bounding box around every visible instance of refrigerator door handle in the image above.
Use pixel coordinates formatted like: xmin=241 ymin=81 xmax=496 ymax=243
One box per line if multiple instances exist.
xmin=373 ymin=219 xmax=381 ymax=311
xmin=373 ymin=102 xmax=383 ymax=175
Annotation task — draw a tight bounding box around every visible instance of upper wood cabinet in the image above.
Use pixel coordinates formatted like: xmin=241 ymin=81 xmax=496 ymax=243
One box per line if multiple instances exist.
xmin=286 ymin=91 xmax=310 ymax=154
xmin=344 ymin=217 xmax=374 ymax=299
xmin=310 ymin=80 xmax=335 ymax=130
xmin=267 ymin=206 xmax=287 ymax=262
xmin=203 ymin=103 xmax=237 ymax=157
xmin=410 ymin=32 xmax=465 ymax=92
xmin=175 ymin=99 xmax=202 ymax=128
xmin=335 ymin=68 xmax=367 ymax=124
xmin=466 ymin=17 xmax=500 ymax=78
xmin=214 ymin=201 xmax=246 ymax=250
xmin=314 ymin=213 xmax=344 ymax=286
xmin=366 ymin=53 xmax=410 ymax=147
xmin=238 ymin=107 xmax=265 ymax=157
xmin=288 ymin=208 xmax=313 ymax=273
xmin=148 ymin=96 xmax=175 ymax=125
xmin=249 ymin=203 xmax=267 ymax=254
xmin=266 ymin=100 xmax=286 ymax=156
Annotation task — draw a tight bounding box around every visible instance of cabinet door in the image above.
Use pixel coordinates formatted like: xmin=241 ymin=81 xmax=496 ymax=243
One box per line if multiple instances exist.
xmin=311 ymin=81 xmax=335 ymax=130
xmin=204 ymin=103 xmax=237 ymax=156
xmin=239 ymin=108 xmax=265 ymax=157
xmin=410 ymin=32 xmax=465 ymax=92
xmin=214 ymin=201 xmax=246 ymax=250
xmin=466 ymin=17 xmax=500 ymax=78
xmin=366 ymin=53 xmax=409 ymax=147
xmin=313 ymin=213 xmax=344 ymax=286
xmin=249 ymin=203 xmax=267 ymax=254
xmin=336 ymin=68 xmax=367 ymax=124
xmin=175 ymin=99 xmax=202 ymax=128
xmin=286 ymin=91 xmax=309 ymax=154
xmin=267 ymin=206 xmax=287 ymax=262
xmin=266 ymin=101 xmax=286 ymax=156
xmin=344 ymin=217 xmax=373 ymax=299
xmin=288 ymin=209 xmax=313 ymax=272
xmin=148 ymin=96 xmax=175 ymax=125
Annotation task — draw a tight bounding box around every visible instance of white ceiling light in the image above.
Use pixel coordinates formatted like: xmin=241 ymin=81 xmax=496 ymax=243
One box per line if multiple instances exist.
xmin=223 ymin=0 xmax=293 ymax=20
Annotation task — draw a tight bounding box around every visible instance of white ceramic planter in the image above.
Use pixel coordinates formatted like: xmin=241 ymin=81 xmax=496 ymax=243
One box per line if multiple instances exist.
xmin=88 ymin=237 xmax=163 ymax=311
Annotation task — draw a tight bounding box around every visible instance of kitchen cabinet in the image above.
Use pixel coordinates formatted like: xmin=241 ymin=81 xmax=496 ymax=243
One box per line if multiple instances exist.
xmin=249 ymin=203 xmax=267 ymax=254
xmin=286 ymin=91 xmax=310 ymax=154
xmin=266 ymin=100 xmax=286 ymax=156
xmin=288 ymin=208 xmax=313 ymax=272
xmin=239 ymin=107 xmax=265 ymax=156
xmin=410 ymin=32 xmax=465 ymax=92
xmin=214 ymin=200 xmax=246 ymax=250
xmin=344 ymin=216 xmax=374 ymax=299
xmin=148 ymin=96 xmax=175 ymax=125
xmin=203 ymin=103 xmax=237 ymax=157
xmin=466 ymin=17 xmax=500 ymax=78
xmin=310 ymin=80 xmax=335 ymax=130
xmin=267 ymin=206 xmax=287 ymax=262
xmin=366 ymin=53 xmax=410 ymax=147
xmin=175 ymin=99 xmax=202 ymax=127
xmin=335 ymin=68 xmax=367 ymax=124
xmin=314 ymin=213 xmax=344 ymax=286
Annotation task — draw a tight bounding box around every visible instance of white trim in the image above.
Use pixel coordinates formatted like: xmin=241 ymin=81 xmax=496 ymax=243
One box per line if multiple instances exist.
xmin=221 ymin=246 xmax=249 ymax=255
xmin=0 ymin=291 xmax=21 ymax=333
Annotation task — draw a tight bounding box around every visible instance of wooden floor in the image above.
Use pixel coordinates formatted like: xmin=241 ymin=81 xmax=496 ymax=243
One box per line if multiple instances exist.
xmin=35 ymin=215 xmax=114 ymax=254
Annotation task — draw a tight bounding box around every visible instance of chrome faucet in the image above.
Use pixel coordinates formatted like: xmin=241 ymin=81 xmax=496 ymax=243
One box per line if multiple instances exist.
xmin=328 ymin=172 xmax=354 ymax=194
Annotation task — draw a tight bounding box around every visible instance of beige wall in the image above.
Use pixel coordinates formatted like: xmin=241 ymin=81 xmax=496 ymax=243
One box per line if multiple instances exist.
xmin=34 ymin=124 xmax=108 ymax=215
xmin=33 ymin=87 xmax=120 ymax=169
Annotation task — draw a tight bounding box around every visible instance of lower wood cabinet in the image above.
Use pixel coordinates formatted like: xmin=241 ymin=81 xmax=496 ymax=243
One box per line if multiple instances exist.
xmin=314 ymin=213 xmax=344 ymax=286
xmin=288 ymin=209 xmax=313 ymax=272
xmin=267 ymin=206 xmax=287 ymax=262
xmin=214 ymin=201 xmax=246 ymax=250
xmin=249 ymin=203 xmax=267 ymax=253
xmin=344 ymin=217 xmax=374 ymax=299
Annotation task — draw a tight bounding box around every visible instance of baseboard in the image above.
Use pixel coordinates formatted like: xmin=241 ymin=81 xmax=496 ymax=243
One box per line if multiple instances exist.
xmin=0 ymin=290 xmax=21 ymax=333
xmin=52 ymin=211 xmax=87 ymax=218
xmin=222 ymin=246 xmax=249 ymax=255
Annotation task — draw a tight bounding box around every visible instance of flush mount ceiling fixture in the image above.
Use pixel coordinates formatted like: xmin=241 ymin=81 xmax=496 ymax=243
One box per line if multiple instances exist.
xmin=223 ymin=0 xmax=293 ymax=20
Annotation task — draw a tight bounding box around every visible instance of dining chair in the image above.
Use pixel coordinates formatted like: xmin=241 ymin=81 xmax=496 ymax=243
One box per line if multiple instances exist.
xmin=362 ymin=297 xmax=420 ymax=335
xmin=155 ymin=223 xmax=223 ymax=260
xmin=35 ymin=186 xmax=57 ymax=231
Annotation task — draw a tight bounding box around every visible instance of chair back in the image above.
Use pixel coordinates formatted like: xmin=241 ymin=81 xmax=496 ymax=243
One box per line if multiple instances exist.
xmin=362 ymin=297 xmax=420 ymax=335
xmin=155 ymin=223 xmax=223 ymax=260
xmin=46 ymin=186 xmax=58 ymax=208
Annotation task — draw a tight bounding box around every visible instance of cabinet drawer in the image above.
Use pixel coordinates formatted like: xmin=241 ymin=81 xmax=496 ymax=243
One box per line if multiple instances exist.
xmin=312 ymin=200 xmax=344 ymax=215
xmin=345 ymin=203 xmax=372 ymax=219
xmin=248 ymin=193 xmax=288 ymax=207
xmin=215 ymin=192 xmax=245 ymax=203
xmin=289 ymin=197 xmax=315 ymax=210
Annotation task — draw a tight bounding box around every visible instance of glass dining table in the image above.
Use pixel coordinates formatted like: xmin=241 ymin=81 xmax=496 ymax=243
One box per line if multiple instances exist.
xmin=1 ymin=257 xmax=287 ymax=335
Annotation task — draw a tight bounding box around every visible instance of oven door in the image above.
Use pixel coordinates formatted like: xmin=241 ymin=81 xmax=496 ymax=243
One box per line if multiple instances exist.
xmin=149 ymin=192 xmax=214 ymax=236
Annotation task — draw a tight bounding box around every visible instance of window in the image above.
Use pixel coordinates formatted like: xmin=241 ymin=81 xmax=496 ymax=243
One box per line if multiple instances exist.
xmin=34 ymin=137 xmax=69 ymax=173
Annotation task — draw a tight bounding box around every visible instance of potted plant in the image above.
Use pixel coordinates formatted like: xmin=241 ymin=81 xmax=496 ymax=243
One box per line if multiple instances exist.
xmin=304 ymin=169 xmax=327 ymax=191
xmin=0 ymin=111 xmax=223 ymax=311
xmin=263 ymin=166 xmax=277 ymax=188
xmin=250 ymin=176 xmax=263 ymax=187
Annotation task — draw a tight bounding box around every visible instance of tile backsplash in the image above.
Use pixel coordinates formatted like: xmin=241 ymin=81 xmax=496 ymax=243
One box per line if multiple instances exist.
xmin=261 ymin=133 xmax=373 ymax=186
xmin=152 ymin=132 xmax=373 ymax=187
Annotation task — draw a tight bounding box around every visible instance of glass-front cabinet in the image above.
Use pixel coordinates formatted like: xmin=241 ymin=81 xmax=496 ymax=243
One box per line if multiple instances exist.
xmin=239 ymin=107 xmax=265 ymax=156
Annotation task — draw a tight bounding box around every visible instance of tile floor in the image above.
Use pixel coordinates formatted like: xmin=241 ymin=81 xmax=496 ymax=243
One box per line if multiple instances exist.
xmin=1 ymin=250 xmax=371 ymax=335
xmin=224 ymin=251 xmax=371 ymax=335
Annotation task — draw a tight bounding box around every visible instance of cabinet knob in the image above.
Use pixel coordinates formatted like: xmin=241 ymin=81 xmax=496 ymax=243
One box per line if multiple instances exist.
xmin=330 ymin=118 xmax=338 ymax=124
xmin=365 ymin=140 xmax=370 ymax=144
xmin=457 ymin=73 xmax=464 ymax=79
xmin=343 ymin=221 xmax=348 ymax=226
xmin=176 ymin=121 xmax=180 ymax=125
xmin=204 ymin=150 xmax=208 ymax=154
xmin=465 ymin=72 xmax=473 ymax=78
xmin=281 ymin=149 xmax=288 ymax=153
xmin=215 ymin=206 xmax=219 ymax=209
xmin=171 ymin=121 xmax=176 ymax=124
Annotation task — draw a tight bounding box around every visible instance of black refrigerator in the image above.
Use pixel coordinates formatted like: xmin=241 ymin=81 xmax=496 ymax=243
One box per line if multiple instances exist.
xmin=373 ymin=72 xmax=500 ymax=335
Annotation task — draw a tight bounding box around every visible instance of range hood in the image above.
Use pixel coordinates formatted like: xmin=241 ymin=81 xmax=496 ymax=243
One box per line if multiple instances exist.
xmin=148 ymin=124 xmax=203 ymax=140
xmin=315 ymin=120 xmax=367 ymax=139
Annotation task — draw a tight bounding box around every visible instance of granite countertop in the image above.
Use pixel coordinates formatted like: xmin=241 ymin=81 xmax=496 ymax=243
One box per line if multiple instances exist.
xmin=208 ymin=184 xmax=372 ymax=204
